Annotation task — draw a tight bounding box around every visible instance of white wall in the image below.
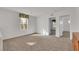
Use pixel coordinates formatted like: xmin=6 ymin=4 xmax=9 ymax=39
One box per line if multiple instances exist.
xmin=0 ymin=8 xmax=37 ymax=40
xmin=59 ymin=16 xmax=64 ymax=36
xmin=71 ymin=8 xmax=79 ymax=32
xmin=37 ymin=15 xmax=50 ymax=35
xmin=70 ymin=8 xmax=79 ymax=39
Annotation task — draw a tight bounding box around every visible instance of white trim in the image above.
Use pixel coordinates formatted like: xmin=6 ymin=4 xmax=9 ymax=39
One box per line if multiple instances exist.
xmin=2 ymin=32 xmax=34 ymax=40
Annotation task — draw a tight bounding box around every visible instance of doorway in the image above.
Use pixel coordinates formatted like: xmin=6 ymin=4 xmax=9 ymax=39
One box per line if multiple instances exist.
xmin=59 ymin=15 xmax=70 ymax=38
xmin=49 ymin=17 xmax=56 ymax=35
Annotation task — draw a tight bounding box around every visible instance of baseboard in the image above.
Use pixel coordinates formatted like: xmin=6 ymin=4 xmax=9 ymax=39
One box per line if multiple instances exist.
xmin=2 ymin=32 xmax=36 ymax=40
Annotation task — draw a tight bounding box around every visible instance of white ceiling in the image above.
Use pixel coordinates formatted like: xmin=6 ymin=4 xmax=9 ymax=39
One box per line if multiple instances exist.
xmin=3 ymin=7 xmax=71 ymax=17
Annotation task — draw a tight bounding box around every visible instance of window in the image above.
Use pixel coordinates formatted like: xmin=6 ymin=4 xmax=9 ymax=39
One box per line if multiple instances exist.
xmin=19 ymin=13 xmax=29 ymax=30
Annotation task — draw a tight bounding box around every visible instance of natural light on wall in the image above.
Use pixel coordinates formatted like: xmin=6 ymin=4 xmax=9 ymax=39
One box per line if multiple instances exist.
xmin=42 ymin=29 xmax=49 ymax=35
xmin=19 ymin=13 xmax=29 ymax=30
xmin=68 ymin=20 xmax=71 ymax=24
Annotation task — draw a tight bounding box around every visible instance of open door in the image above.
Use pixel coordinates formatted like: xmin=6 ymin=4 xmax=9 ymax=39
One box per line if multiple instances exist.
xmin=59 ymin=15 xmax=70 ymax=38
xmin=49 ymin=17 xmax=56 ymax=35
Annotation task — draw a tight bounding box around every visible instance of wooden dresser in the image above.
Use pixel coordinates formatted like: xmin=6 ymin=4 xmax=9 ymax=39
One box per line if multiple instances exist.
xmin=72 ymin=32 xmax=79 ymax=51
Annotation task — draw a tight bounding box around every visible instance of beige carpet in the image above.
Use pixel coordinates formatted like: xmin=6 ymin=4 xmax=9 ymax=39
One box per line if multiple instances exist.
xmin=63 ymin=31 xmax=70 ymax=38
xmin=3 ymin=35 xmax=73 ymax=51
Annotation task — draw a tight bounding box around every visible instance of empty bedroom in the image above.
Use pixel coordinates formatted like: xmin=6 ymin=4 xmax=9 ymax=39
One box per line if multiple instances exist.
xmin=0 ymin=7 xmax=78 ymax=51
